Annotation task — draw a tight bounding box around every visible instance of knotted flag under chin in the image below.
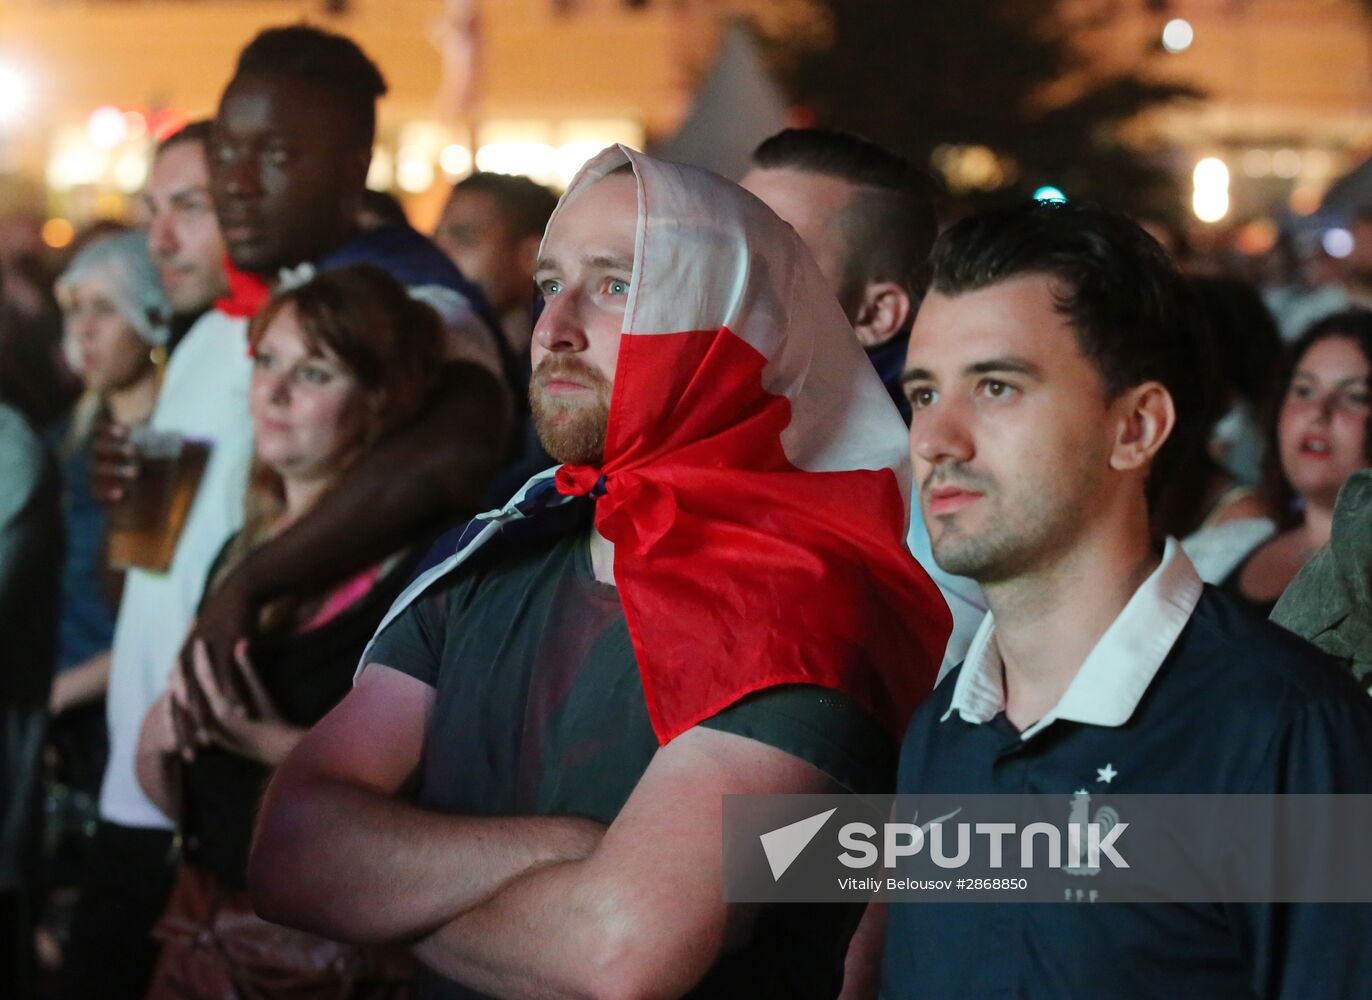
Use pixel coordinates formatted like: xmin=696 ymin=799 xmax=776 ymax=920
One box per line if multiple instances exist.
xmin=364 ymin=146 xmax=953 ymax=745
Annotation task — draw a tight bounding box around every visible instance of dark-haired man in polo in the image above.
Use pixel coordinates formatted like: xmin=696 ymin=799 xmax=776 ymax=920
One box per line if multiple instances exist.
xmin=876 ymin=201 xmax=1372 ymax=999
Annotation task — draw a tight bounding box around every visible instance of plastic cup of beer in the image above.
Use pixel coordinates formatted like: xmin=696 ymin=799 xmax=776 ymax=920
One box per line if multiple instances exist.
xmin=106 ymin=428 xmax=211 ymax=573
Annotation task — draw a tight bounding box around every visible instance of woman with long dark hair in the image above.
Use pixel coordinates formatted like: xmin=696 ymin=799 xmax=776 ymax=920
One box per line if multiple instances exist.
xmin=1212 ymin=309 xmax=1372 ymax=615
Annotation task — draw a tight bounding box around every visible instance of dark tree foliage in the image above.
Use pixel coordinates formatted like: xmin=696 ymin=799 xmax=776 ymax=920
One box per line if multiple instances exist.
xmin=767 ymin=0 xmax=1201 ymax=218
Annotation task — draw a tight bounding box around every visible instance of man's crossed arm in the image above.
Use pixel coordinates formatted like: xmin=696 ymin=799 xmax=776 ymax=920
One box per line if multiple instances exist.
xmin=249 ymin=664 xmax=600 ymax=943
xmin=250 ymin=664 xmax=837 ymax=1000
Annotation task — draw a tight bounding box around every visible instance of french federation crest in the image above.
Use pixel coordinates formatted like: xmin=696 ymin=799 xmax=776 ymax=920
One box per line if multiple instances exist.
xmin=1065 ymin=790 xmax=1121 ymax=878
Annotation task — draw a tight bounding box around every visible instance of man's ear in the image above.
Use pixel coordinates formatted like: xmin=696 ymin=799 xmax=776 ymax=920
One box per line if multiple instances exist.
xmin=1109 ymin=381 xmax=1177 ymax=472
xmin=852 ymin=281 xmax=912 ymax=349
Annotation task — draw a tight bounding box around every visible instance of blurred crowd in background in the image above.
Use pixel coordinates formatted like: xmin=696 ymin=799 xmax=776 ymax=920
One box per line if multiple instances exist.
xmin=0 ymin=3 xmax=1370 ymax=999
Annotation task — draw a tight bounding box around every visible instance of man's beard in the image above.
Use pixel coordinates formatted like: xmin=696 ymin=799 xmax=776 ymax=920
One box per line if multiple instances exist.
xmin=922 ymin=464 xmax=1080 ymax=585
xmin=529 ymin=357 xmax=612 ymax=466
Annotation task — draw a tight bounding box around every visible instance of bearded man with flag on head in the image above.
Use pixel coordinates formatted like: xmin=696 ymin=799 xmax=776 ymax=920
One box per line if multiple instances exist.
xmin=247 ymin=147 xmax=951 ymax=1000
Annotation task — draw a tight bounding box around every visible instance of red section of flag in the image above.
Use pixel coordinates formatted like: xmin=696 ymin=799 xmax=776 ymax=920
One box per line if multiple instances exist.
xmin=555 ymin=327 xmax=951 ymax=744
xmin=215 ymin=256 xmax=271 ymax=321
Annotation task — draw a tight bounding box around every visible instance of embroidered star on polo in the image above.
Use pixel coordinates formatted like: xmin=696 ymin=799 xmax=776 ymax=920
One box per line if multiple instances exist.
xmin=1096 ymin=763 xmax=1118 ymax=784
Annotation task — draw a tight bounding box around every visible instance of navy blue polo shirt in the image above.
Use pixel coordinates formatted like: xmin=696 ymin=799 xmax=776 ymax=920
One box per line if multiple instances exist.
xmin=881 ymin=584 xmax=1372 ymax=999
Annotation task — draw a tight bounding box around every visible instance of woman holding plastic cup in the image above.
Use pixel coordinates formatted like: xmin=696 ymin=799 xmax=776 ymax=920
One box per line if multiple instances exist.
xmin=50 ymin=232 xmax=170 ymax=810
xmin=136 ymin=265 xmax=442 ymax=998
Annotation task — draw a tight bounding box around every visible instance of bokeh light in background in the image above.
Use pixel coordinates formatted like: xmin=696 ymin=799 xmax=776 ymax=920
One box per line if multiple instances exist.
xmin=40 ymin=217 xmax=73 ymax=249
xmin=1192 ymin=190 xmax=1228 ymax=224
xmin=475 ymin=143 xmax=555 ymax=184
xmin=931 ymin=144 xmax=1014 ymax=193
xmin=439 ymin=143 xmax=472 ymax=178
xmin=1242 ymin=149 xmax=1272 ymax=178
xmin=123 ymin=110 xmax=148 ymax=143
xmin=1161 ymin=19 xmax=1194 ymax=54
xmin=1271 ymin=148 xmax=1302 ymax=180
xmin=0 ymin=63 xmax=27 ymax=126
xmin=360 ymin=120 xmax=640 ymax=203
xmin=1192 ymin=156 xmax=1230 ymax=224
xmin=1193 ymin=157 xmax=1229 ymax=190
xmin=1288 ymin=182 xmax=1324 ymax=216
xmin=396 ymin=148 xmax=436 ymax=193
xmin=86 ymin=105 xmax=128 ymax=149
xmin=114 ymin=149 xmax=149 ymax=193
xmin=1235 ymin=218 xmax=1278 ymax=256
xmin=3 ymin=1 xmax=1365 ymax=254
xmin=1321 ymin=227 xmax=1354 ymax=259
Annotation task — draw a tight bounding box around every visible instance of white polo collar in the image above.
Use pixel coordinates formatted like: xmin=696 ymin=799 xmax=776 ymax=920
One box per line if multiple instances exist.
xmin=940 ymin=537 xmax=1204 ymax=741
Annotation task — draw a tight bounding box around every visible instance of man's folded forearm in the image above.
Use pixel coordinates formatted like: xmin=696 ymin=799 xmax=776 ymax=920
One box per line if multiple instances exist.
xmin=249 ymin=775 xmax=604 ymax=943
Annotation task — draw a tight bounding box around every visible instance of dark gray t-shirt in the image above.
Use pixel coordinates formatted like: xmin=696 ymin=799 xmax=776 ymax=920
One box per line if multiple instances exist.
xmin=368 ymin=509 xmax=894 ymax=999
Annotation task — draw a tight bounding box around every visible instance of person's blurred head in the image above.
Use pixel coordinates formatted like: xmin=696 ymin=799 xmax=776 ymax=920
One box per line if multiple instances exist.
xmin=435 ymin=172 xmax=558 ymax=316
xmin=247 ymin=264 xmax=442 ymax=494
xmin=145 ymin=121 xmax=229 ymax=316
xmin=55 ymin=232 xmax=170 ymax=396
xmin=905 ymin=201 xmax=1208 ymax=584
xmin=529 ymin=170 xmax=636 ymax=466
xmin=1265 ymin=309 xmax=1372 ymax=523
xmin=1194 ymin=275 xmax=1283 ymax=475
xmin=356 ymin=188 xmax=408 ymax=232
xmin=742 ymin=128 xmax=937 ymax=349
xmin=1136 ymin=216 xmax=1191 ymax=269
xmin=211 ymin=25 xmax=386 ymax=276
xmin=67 ymin=219 xmax=130 ymax=259
xmin=1 ymin=272 xmax=74 ymax=428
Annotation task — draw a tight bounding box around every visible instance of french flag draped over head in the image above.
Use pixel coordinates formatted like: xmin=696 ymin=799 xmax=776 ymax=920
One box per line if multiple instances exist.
xmin=545 ymin=145 xmax=951 ymax=742
xmin=361 ymin=146 xmax=951 ymax=742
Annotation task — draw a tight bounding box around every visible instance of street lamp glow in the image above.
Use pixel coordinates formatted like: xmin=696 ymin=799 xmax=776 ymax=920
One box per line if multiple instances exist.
xmin=1032 ymin=186 xmax=1067 ymax=204
xmin=1192 ymin=188 xmax=1229 ymax=224
xmin=1161 ymin=19 xmax=1194 ymax=54
xmin=1193 ymin=157 xmax=1229 ymax=189
xmin=1192 ymin=157 xmax=1230 ymax=224
xmin=0 ymin=65 xmax=27 ymax=125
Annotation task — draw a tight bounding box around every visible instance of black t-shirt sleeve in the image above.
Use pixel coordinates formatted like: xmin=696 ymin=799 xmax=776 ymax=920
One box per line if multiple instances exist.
xmin=699 ymin=684 xmax=897 ymax=794
xmin=363 ymin=582 xmax=456 ymax=688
